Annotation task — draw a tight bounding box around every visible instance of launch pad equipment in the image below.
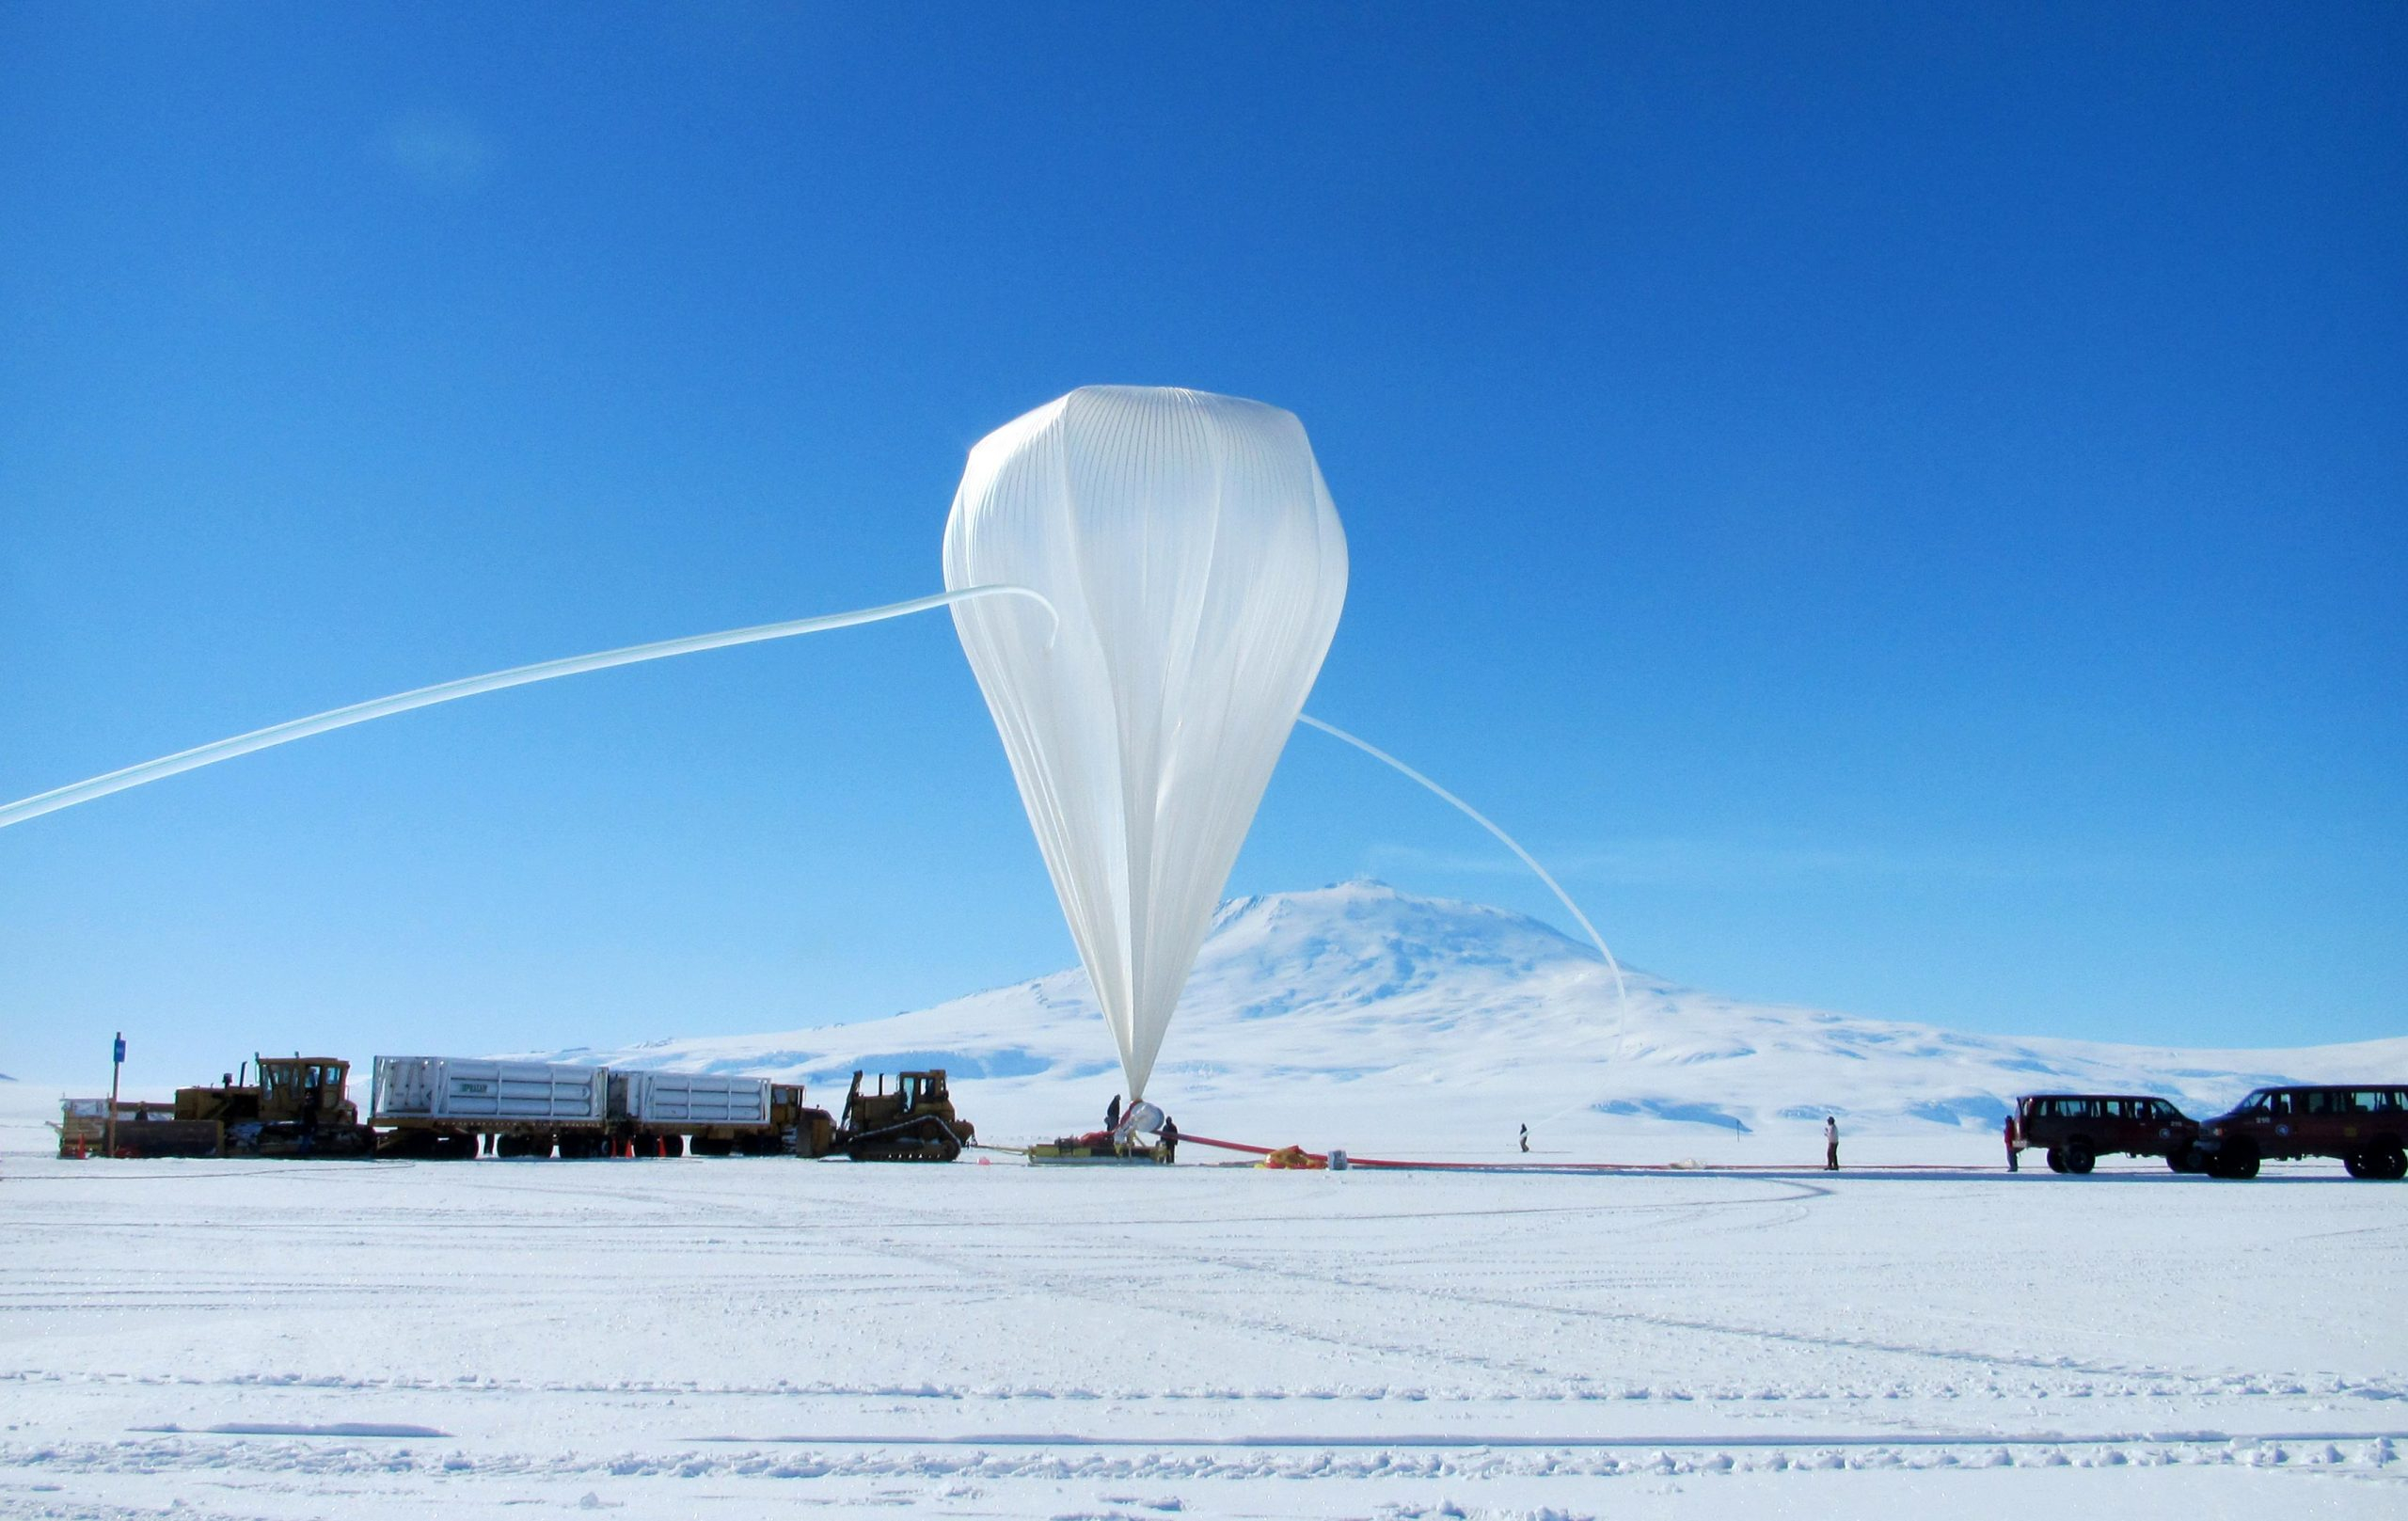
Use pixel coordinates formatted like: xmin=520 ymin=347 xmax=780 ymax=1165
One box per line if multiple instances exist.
xmin=1026 ymin=1133 xmax=1173 ymax=1165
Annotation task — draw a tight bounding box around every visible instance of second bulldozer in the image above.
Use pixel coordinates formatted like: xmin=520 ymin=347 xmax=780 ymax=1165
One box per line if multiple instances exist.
xmin=838 ymin=1069 xmax=974 ymax=1161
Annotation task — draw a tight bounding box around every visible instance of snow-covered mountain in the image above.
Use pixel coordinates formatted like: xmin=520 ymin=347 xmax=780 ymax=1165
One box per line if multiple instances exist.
xmin=513 ymin=881 xmax=2405 ymax=1162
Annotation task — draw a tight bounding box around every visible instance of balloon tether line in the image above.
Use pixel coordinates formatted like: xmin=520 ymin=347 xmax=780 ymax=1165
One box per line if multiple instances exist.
xmin=0 ymin=585 xmax=1056 ymax=831
xmin=1294 ymin=713 xmax=1628 ymax=1009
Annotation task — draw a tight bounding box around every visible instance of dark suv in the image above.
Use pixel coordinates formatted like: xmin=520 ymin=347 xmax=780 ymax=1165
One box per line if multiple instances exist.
xmin=2013 ymin=1094 xmax=2198 ymax=1174
xmin=2190 ymin=1085 xmax=2408 ymax=1180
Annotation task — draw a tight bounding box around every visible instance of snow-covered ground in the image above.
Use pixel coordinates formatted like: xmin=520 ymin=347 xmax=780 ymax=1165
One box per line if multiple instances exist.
xmin=5 ymin=1100 xmax=2405 ymax=1517
xmin=6 ymin=882 xmax=2402 ymax=1517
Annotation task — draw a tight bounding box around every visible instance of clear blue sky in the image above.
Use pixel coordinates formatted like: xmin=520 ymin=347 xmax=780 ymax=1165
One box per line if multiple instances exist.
xmin=4 ymin=2 xmax=2401 ymax=1085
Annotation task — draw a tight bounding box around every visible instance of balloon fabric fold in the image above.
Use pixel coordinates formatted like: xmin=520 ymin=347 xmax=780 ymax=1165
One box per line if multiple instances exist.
xmin=943 ymin=387 xmax=1349 ymax=1101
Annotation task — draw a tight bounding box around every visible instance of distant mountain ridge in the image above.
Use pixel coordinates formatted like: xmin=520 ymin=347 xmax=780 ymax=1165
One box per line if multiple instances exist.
xmin=509 ymin=881 xmax=2405 ymax=1156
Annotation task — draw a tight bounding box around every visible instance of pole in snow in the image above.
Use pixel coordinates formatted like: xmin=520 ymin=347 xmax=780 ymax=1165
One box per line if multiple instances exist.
xmin=106 ymin=1032 xmax=125 ymax=1159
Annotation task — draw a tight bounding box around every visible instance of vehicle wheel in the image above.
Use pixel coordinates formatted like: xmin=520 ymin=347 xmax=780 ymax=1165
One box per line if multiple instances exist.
xmin=2045 ymin=1147 xmax=2066 ymax=1173
xmin=2166 ymin=1149 xmax=2199 ymax=1174
xmin=379 ymin=1129 xmax=436 ymax=1159
xmin=2345 ymin=1151 xmax=2370 ymax=1179
xmin=2371 ymin=1144 xmax=2407 ymax=1181
xmin=2063 ymin=1140 xmax=2096 ymax=1175
xmin=2219 ymin=1143 xmax=2259 ymax=1180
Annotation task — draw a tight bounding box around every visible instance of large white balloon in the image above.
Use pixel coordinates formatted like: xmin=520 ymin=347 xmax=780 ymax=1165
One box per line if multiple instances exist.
xmin=943 ymin=387 xmax=1349 ymax=1100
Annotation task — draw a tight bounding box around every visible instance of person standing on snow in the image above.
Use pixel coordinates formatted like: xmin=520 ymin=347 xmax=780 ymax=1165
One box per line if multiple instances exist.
xmin=2004 ymin=1112 xmax=2020 ymax=1171
xmin=1519 ymin=1123 xmax=1529 ymax=1154
xmin=1824 ymin=1115 xmax=1840 ymax=1171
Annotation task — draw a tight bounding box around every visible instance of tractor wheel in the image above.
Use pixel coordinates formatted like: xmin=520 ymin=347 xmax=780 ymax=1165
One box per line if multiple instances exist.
xmin=2063 ymin=1140 xmax=2096 ymax=1175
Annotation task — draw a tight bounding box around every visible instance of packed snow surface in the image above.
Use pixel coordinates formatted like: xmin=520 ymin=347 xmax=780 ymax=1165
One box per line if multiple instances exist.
xmin=2 ymin=1133 xmax=2402 ymax=1518
xmin=7 ymin=881 xmax=2401 ymax=1516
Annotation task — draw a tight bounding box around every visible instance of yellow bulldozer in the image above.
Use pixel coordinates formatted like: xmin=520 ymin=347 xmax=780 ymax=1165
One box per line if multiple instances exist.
xmin=170 ymin=1055 xmax=377 ymax=1159
xmin=837 ymin=1069 xmax=974 ymax=1161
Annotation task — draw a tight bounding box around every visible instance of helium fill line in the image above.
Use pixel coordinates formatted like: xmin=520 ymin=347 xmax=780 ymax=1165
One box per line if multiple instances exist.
xmin=1294 ymin=713 xmax=1628 ymax=1008
xmin=0 ymin=585 xmax=1059 ymax=832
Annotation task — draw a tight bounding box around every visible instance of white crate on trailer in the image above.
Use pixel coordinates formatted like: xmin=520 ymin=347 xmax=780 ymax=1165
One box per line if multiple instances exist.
xmin=372 ymin=1057 xmax=608 ymax=1123
xmin=616 ymin=1071 xmax=771 ymax=1127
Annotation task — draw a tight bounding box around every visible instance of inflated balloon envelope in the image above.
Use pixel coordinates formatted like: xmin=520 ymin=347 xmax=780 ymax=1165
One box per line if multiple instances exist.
xmin=5 ymin=383 xmax=1620 ymax=1041
xmin=943 ymin=386 xmax=1349 ymax=1101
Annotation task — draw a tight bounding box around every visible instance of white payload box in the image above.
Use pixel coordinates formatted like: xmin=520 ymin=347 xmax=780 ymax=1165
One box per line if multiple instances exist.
xmin=610 ymin=1070 xmax=770 ymax=1127
xmin=372 ymin=1056 xmax=609 ymax=1123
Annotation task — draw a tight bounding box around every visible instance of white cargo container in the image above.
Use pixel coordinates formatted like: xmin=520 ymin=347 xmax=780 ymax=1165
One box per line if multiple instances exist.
xmin=611 ymin=1071 xmax=770 ymax=1128
xmin=372 ymin=1057 xmax=609 ymax=1124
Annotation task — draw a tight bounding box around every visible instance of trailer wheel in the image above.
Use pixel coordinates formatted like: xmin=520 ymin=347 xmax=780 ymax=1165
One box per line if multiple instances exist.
xmin=379 ymin=1130 xmax=433 ymax=1159
xmin=2062 ymin=1140 xmax=2096 ymax=1175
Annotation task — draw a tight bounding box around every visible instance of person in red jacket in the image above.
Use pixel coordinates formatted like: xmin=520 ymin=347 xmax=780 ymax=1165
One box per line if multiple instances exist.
xmin=2004 ymin=1112 xmax=2020 ymax=1171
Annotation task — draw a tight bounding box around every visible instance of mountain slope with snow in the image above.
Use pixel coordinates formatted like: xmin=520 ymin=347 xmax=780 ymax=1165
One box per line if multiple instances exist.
xmin=515 ymin=881 xmax=2405 ymax=1160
